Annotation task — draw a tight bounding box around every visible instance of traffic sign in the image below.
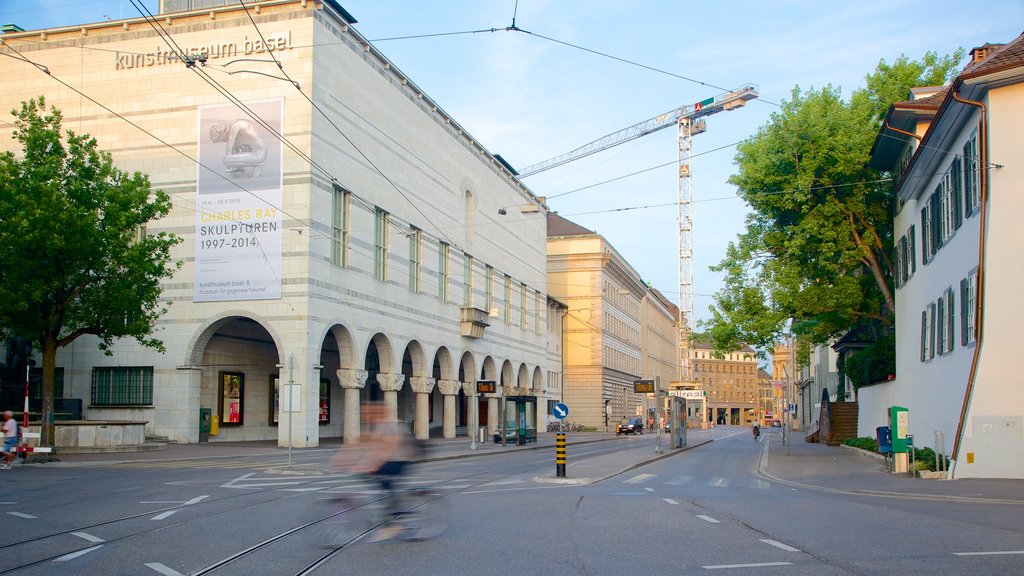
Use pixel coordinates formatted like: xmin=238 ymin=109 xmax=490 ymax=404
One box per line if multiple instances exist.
xmin=553 ymin=403 xmax=569 ymax=420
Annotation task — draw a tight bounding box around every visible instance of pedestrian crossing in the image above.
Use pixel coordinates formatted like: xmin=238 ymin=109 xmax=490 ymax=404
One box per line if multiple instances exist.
xmin=620 ymin=473 xmax=773 ymax=490
xmin=108 ymin=458 xmax=326 ymax=470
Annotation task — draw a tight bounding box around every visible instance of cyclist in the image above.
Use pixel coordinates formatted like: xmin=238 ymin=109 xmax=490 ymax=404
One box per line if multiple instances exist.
xmin=348 ymin=403 xmax=423 ymax=540
xmin=752 ymin=422 xmax=760 ymax=441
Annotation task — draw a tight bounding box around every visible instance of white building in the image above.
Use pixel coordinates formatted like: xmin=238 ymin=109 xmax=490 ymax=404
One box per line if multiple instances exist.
xmin=0 ymin=0 xmax=556 ymax=446
xmin=867 ymin=34 xmax=1024 ymax=478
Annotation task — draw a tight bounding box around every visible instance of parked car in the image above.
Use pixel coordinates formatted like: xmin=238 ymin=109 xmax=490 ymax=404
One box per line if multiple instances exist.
xmin=616 ymin=418 xmax=645 ymax=435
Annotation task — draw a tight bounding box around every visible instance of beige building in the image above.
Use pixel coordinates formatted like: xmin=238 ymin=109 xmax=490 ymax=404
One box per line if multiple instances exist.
xmin=691 ymin=341 xmax=759 ymax=426
xmin=0 ymin=0 xmax=555 ymax=446
xmin=546 ymin=214 xmax=678 ymax=430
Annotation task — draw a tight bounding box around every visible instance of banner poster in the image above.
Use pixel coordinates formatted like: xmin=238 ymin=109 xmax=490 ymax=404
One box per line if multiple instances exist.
xmin=194 ymin=99 xmax=284 ymax=301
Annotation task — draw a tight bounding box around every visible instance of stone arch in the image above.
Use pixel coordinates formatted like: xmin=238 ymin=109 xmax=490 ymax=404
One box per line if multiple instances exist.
xmin=500 ymin=359 xmax=514 ymax=392
xmin=432 ymin=346 xmax=455 ymax=381
xmin=481 ymin=356 xmax=497 ymax=381
xmin=184 ymin=312 xmax=282 ymax=368
xmin=532 ymin=365 xmax=544 ymax=392
xmin=185 ymin=314 xmax=281 ymax=442
xmin=517 ymin=363 xmax=529 ymax=392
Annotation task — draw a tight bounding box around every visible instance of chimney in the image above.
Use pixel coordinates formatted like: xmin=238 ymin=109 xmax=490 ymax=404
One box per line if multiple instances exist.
xmin=970 ymin=43 xmax=1004 ymax=63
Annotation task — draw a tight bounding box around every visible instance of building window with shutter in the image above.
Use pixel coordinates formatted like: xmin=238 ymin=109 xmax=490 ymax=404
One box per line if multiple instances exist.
xmin=374 ymin=207 xmax=390 ymax=282
xmin=961 ymin=273 xmax=977 ymax=346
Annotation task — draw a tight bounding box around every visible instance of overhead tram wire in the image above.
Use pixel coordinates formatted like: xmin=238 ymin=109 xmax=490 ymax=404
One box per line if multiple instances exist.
xmin=234 ymin=0 xmax=459 ymax=250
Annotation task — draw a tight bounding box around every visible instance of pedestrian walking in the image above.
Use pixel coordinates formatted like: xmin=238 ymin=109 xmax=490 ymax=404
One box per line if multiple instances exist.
xmin=1 ymin=411 xmax=19 ymax=469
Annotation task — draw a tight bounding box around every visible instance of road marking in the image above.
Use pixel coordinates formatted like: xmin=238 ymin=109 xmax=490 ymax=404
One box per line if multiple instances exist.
xmin=750 ymin=479 xmax=770 ymax=489
xmin=761 ymin=539 xmax=801 ymax=552
xmin=704 ymin=562 xmax=792 ymax=569
xmin=664 ymin=475 xmax=693 ymax=485
xmin=7 ymin=512 xmax=35 ymax=519
xmin=152 ymin=511 xmax=177 ymax=520
xmin=696 ymin=515 xmax=720 ymax=523
xmin=662 ymin=498 xmax=678 ymax=505
xmin=72 ymin=532 xmax=105 ymax=543
xmin=954 ymin=550 xmax=1024 ymax=556
xmin=644 ymin=487 xmax=655 ymax=492
xmin=624 ymin=474 xmax=656 ymax=484
xmin=709 ymin=477 xmax=729 ymax=487
xmin=54 ymin=545 xmax=102 ymax=562
xmin=184 ymin=495 xmax=209 ymax=505
xmin=145 ymin=562 xmax=185 ymax=575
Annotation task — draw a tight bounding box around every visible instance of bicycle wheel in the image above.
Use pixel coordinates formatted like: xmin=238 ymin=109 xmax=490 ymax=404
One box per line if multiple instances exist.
xmin=393 ymin=489 xmax=450 ymax=541
xmin=308 ymin=495 xmax=381 ymax=548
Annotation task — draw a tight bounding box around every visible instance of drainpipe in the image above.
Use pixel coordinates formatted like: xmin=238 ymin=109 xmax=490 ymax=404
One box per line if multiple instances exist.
xmin=949 ymin=88 xmax=988 ymax=478
xmin=884 ymin=120 xmax=922 ymax=142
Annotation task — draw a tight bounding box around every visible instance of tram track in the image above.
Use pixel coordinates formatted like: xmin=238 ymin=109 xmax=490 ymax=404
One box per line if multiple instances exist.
xmin=0 ymin=437 xmax=644 ymax=575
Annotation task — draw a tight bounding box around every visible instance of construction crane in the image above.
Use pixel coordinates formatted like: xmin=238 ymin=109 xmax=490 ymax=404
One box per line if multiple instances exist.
xmin=519 ymin=84 xmax=758 ymax=385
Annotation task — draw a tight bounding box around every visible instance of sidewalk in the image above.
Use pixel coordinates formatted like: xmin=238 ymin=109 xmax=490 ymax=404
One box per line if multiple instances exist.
xmin=23 ymin=427 xmax=1024 ymax=502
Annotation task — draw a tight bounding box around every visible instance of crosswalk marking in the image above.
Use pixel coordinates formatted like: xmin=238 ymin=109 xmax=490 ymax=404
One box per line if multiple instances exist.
xmin=624 ymin=473 xmax=657 ymax=484
xmin=664 ymin=475 xmax=694 ymax=485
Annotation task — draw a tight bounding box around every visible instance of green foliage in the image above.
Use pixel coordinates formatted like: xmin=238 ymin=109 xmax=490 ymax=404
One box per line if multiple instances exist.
xmin=844 ymin=436 xmax=879 ymax=452
xmin=699 ymin=50 xmax=964 ymax=357
xmin=911 ymin=446 xmax=950 ymax=472
xmin=0 ymin=97 xmax=181 ymax=442
xmin=840 ymin=332 xmax=896 ymax=389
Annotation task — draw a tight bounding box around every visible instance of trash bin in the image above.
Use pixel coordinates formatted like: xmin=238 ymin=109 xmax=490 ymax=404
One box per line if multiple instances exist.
xmin=199 ymin=408 xmax=212 ymax=443
xmin=876 ymin=426 xmax=892 ymax=455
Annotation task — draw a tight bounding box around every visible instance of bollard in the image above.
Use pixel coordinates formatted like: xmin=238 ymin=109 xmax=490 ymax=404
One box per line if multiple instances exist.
xmin=556 ymin=433 xmax=566 ymax=477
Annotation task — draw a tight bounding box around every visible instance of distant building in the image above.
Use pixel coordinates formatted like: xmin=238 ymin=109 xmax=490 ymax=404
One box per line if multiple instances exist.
xmin=868 ymin=33 xmax=1024 ymax=478
xmin=691 ymin=341 xmax=758 ymax=426
xmin=546 ymin=214 xmax=678 ymax=430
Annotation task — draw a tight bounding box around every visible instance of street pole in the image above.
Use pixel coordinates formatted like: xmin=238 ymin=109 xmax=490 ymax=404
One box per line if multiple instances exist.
xmin=654 ymin=376 xmax=663 ymax=454
xmin=469 ymin=386 xmax=478 ymax=451
xmin=287 ymin=354 xmax=294 ymax=468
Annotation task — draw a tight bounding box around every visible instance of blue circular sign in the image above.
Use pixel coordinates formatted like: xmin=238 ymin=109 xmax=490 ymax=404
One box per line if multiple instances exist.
xmin=553 ymin=403 xmax=569 ymax=420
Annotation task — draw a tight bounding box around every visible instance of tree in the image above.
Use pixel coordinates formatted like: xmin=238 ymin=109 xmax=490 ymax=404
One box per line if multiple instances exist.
xmin=0 ymin=97 xmax=181 ymax=445
xmin=697 ymin=51 xmax=963 ymax=358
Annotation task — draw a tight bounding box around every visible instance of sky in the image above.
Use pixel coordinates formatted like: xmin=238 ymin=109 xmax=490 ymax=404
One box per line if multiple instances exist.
xmin=2 ymin=0 xmax=1022 ymax=333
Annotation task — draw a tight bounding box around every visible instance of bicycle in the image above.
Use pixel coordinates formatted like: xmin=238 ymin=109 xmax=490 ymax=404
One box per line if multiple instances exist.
xmin=310 ymin=475 xmax=450 ymax=547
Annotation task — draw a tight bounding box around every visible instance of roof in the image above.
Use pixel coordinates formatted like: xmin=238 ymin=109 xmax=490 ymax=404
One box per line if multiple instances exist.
xmin=872 ymin=31 xmax=1024 ymax=178
xmin=547 ymin=213 xmax=595 ymax=237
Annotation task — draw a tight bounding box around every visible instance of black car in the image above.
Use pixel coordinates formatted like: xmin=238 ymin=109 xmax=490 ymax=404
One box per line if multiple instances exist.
xmin=617 ymin=418 xmax=645 ymax=435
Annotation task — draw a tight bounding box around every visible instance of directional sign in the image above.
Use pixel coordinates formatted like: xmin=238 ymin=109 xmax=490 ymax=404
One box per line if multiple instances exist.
xmin=553 ymin=403 xmax=569 ymax=420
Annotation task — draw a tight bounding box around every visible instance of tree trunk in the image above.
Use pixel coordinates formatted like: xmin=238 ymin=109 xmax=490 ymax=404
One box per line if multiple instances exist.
xmin=40 ymin=333 xmax=58 ymax=447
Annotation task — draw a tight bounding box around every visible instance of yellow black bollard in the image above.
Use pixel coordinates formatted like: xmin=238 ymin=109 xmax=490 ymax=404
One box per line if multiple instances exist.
xmin=556 ymin=433 xmax=566 ymax=477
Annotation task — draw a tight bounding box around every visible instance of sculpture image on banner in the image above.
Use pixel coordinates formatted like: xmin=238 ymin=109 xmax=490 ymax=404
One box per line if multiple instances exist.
xmin=194 ymin=99 xmax=283 ymax=302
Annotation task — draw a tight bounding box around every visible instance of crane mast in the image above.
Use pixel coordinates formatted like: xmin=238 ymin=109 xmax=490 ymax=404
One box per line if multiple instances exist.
xmin=520 ymin=85 xmax=758 ymax=389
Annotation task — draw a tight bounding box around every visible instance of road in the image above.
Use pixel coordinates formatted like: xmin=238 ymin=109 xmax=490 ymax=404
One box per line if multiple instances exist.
xmin=1 ymin=430 xmax=1022 ymax=575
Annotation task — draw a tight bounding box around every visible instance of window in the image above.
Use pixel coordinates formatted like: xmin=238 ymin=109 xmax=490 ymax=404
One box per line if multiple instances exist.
xmin=960 ymin=273 xmax=977 ymax=346
xmin=908 ymin=225 xmax=916 ymax=274
xmin=331 ymin=184 xmax=350 ymax=267
xmin=936 ymin=289 xmax=955 ymax=356
xmin=963 ymin=132 xmax=979 ymax=215
xmin=535 ymin=290 xmax=543 ymax=334
xmin=920 ymin=204 xmax=932 ymax=264
xmin=408 ymin=226 xmax=421 ymax=293
xmin=485 ymin=265 xmax=493 ymax=314
xmin=939 ymin=176 xmax=954 ymax=243
xmin=91 ymin=367 xmax=153 ymax=406
xmin=374 ymin=208 xmax=390 ymax=282
xmin=920 ymin=302 xmax=936 ymax=361
xmin=503 ymin=274 xmax=512 ymax=323
xmin=463 ymin=254 xmax=474 ymax=307
xmin=895 ymin=236 xmax=907 ymax=288
xmin=939 ymin=288 xmax=955 ymax=355
xmin=438 ymin=242 xmax=450 ymax=303
xmin=520 ymin=282 xmax=528 ymax=329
